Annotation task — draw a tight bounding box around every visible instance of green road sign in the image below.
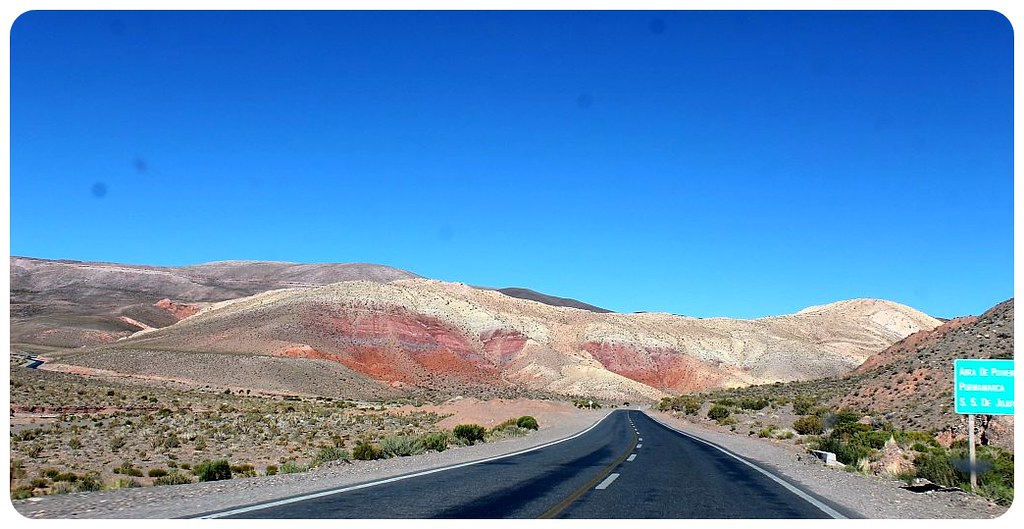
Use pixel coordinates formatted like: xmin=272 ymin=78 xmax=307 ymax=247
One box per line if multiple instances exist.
xmin=954 ymin=359 xmax=1014 ymax=415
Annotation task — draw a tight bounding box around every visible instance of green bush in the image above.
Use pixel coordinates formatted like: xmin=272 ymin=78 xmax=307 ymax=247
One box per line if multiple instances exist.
xmin=815 ymin=436 xmax=871 ymax=466
xmin=148 ymin=468 xmax=168 ymax=478
xmin=420 ymin=431 xmax=452 ymax=452
xmin=230 ymin=464 xmax=257 ymax=477
xmin=740 ymin=397 xmax=770 ymax=411
xmin=353 ymin=441 xmax=384 ymax=461
xmin=108 ymin=477 xmax=141 ymax=489
xmin=153 ymin=472 xmax=193 ymax=486
xmin=707 ymin=405 xmax=730 ymax=421
xmin=792 ymin=416 xmax=824 ymax=435
xmin=11 ymin=485 xmax=35 ymax=499
xmin=516 ymin=416 xmax=539 ymax=430
xmin=792 ymin=396 xmax=817 ymax=415
xmin=193 ymin=459 xmax=232 ymax=482
xmin=381 ymin=435 xmax=425 ymax=457
xmin=279 ymin=461 xmax=309 ymax=474
xmin=265 ymin=465 xmax=278 ymax=476
xmin=453 ymin=424 xmax=487 ymax=445
xmin=313 ymin=446 xmax=351 ymax=465
xmin=659 ymin=395 xmax=703 ymax=414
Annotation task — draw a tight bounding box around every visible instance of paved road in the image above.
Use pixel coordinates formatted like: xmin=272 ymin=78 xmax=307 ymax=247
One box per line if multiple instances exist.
xmin=204 ymin=409 xmax=848 ymax=519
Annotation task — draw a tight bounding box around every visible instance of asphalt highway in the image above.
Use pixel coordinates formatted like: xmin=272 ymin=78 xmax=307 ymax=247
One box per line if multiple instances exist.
xmin=203 ymin=409 xmax=849 ymax=519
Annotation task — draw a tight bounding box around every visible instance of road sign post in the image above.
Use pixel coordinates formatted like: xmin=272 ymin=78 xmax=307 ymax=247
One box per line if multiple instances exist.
xmin=953 ymin=359 xmax=1014 ymax=491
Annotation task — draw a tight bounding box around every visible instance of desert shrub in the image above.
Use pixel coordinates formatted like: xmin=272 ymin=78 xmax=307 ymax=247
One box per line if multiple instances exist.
xmin=777 ymin=430 xmax=795 ymax=440
xmin=814 ymin=436 xmax=871 ymax=466
xmin=823 ymin=410 xmax=862 ymax=430
xmin=740 ymin=397 xmax=770 ymax=411
xmin=154 ymin=472 xmax=193 ymax=486
xmin=40 ymin=467 xmax=59 ymax=479
xmin=313 ymin=446 xmax=351 ymax=465
xmin=265 ymin=465 xmax=278 ymax=476
xmin=831 ymin=421 xmax=872 ymax=436
xmin=68 ymin=437 xmax=82 ymax=450
xmin=11 ymin=460 xmax=27 ymax=480
xmin=516 ymin=416 xmax=539 ymax=430
xmin=26 ymin=444 xmax=43 ymax=458
xmin=488 ymin=426 xmax=530 ymax=441
xmin=453 ymin=424 xmax=487 ymax=445
xmin=352 ymin=441 xmax=384 ymax=461
xmin=30 ymin=478 xmax=49 ymax=489
xmin=707 ymin=405 xmax=730 ymax=421
xmin=230 ymin=464 xmax=257 ymax=477
xmin=792 ymin=416 xmax=824 ymax=435
xmin=50 ymin=482 xmax=78 ymax=495
xmin=661 ymin=395 xmax=703 ymax=415
xmin=913 ymin=450 xmax=962 ymax=488
xmin=148 ymin=468 xmax=168 ymax=478
xmin=108 ymin=477 xmax=140 ymax=489
xmin=420 ymin=431 xmax=452 ymax=452
xmin=11 ymin=485 xmax=35 ymax=499
xmin=109 ymin=436 xmax=126 ymax=451
xmin=54 ymin=472 xmax=79 ymax=482
xmin=194 ymin=459 xmax=232 ymax=482
xmin=380 ymin=435 xmax=424 ymax=457
xmin=792 ymin=396 xmax=817 ymax=415
xmin=279 ymin=461 xmax=309 ymax=474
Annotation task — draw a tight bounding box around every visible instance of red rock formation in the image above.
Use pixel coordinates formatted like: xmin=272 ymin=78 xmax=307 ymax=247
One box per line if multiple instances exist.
xmin=154 ymin=298 xmax=201 ymax=320
xmin=582 ymin=341 xmax=728 ymax=392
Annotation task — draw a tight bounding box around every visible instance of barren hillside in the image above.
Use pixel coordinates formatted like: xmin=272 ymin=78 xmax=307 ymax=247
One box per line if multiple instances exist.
xmin=51 ymin=278 xmax=940 ymax=402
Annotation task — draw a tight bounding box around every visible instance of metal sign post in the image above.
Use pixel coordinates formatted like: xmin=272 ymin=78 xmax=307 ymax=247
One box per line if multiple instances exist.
xmin=953 ymin=359 xmax=1014 ymax=492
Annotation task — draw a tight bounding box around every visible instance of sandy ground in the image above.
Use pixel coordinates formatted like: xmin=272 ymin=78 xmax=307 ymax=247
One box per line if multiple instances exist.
xmin=9 ymin=400 xmax=1013 ymax=520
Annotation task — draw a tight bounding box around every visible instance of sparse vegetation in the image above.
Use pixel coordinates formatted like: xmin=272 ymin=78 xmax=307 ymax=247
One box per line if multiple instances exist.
xmin=420 ymin=431 xmax=452 ymax=452
xmin=453 ymin=424 xmax=487 ymax=445
xmin=380 ymin=435 xmax=425 ymax=457
xmin=516 ymin=416 xmax=539 ymax=430
xmin=352 ymin=441 xmax=384 ymax=461
xmin=707 ymin=405 xmax=731 ymax=422
xmin=313 ymin=446 xmax=351 ymax=465
xmin=193 ymin=459 xmax=231 ymax=482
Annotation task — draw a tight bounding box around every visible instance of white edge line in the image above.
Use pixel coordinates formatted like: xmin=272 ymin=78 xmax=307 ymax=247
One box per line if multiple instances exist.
xmin=197 ymin=411 xmax=617 ymax=518
xmin=626 ymin=454 xmax=637 ymax=461
xmin=643 ymin=411 xmax=848 ymax=520
xmin=594 ymin=473 xmax=620 ymax=490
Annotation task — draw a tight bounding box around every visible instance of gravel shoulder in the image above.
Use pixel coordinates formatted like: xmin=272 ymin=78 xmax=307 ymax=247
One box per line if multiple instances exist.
xmin=9 ymin=407 xmax=1012 ymax=520
xmin=649 ymin=411 xmax=1010 ymax=519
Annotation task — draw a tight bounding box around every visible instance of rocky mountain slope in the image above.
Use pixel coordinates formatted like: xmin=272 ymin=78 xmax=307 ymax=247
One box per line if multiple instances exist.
xmin=832 ymin=299 xmax=1013 ymax=443
xmin=48 ymin=276 xmax=941 ymax=402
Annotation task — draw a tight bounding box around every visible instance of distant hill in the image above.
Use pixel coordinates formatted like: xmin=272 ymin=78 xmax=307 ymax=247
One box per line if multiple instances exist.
xmin=45 ymin=272 xmax=939 ymax=401
xmin=494 ymin=287 xmax=612 ymax=313
xmin=9 ymin=256 xmax=420 ymax=349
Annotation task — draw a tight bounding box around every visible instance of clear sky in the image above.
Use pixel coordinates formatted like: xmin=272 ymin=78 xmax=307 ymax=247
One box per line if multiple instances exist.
xmin=8 ymin=10 xmax=1014 ymax=319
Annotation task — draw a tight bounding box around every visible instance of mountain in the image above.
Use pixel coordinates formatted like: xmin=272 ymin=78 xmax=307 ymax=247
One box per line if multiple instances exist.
xmin=831 ymin=299 xmax=1013 ymax=443
xmin=44 ymin=274 xmax=940 ymax=402
xmin=9 ymin=256 xmax=421 ymax=349
xmin=494 ymin=287 xmax=612 ymax=313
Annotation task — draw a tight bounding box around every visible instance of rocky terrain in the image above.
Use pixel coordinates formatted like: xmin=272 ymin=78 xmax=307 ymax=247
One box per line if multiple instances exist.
xmin=834 ymin=299 xmax=1014 ymax=444
xmin=43 ymin=275 xmax=939 ymax=402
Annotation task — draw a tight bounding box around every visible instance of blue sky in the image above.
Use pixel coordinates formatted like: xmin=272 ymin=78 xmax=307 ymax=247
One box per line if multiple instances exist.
xmin=8 ymin=10 xmax=1014 ymax=319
